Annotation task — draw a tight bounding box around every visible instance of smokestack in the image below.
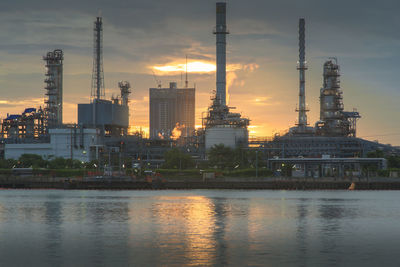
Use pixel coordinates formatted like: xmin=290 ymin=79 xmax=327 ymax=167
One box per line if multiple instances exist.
xmin=297 ymin=18 xmax=308 ymax=129
xmin=91 ymin=16 xmax=105 ymax=100
xmin=214 ymin=2 xmax=229 ymax=106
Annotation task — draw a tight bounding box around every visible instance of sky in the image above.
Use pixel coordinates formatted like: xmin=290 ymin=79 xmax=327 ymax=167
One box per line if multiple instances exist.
xmin=0 ymin=0 xmax=399 ymax=145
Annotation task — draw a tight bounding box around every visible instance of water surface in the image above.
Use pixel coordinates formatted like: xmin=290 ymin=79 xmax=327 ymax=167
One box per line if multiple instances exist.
xmin=0 ymin=190 xmax=399 ymax=266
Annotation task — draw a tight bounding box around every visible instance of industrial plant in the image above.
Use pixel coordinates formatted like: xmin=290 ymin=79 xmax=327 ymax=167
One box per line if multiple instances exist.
xmin=203 ymin=2 xmax=250 ymax=150
xmin=0 ymin=2 xmax=398 ymax=177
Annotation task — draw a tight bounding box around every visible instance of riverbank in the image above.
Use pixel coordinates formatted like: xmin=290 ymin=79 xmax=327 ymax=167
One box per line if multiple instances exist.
xmin=1 ymin=176 xmax=400 ymax=190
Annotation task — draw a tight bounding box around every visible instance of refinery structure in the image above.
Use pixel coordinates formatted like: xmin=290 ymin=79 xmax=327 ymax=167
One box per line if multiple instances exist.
xmin=0 ymin=2 xmax=398 ymax=175
xmin=203 ymin=2 xmax=250 ymax=150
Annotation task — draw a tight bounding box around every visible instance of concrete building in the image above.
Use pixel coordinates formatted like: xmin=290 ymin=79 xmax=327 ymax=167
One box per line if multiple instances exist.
xmin=149 ymin=82 xmax=195 ymax=139
xmin=5 ymin=128 xmax=99 ymax=162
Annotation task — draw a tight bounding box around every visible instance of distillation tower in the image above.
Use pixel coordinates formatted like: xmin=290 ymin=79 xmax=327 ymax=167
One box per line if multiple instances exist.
xmin=204 ymin=2 xmax=250 ymax=150
xmin=119 ymin=81 xmax=131 ymax=135
xmin=119 ymin=81 xmax=131 ymax=107
xmin=316 ymin=59 xmax=360 ymax=136
xmin=43 ymin=49 xmax=63 ymax=128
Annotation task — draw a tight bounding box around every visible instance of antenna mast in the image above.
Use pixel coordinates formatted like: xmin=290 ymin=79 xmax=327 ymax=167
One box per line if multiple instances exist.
xmin=185 ymin=55 xmax=189 ymax=88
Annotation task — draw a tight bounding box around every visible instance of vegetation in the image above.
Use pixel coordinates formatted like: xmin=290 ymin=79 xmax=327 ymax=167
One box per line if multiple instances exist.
xmin=162 ymin=148 xmax=195 ymax=169
xmin=207 ymin=144 xmax=263 ymax=169
xmin=0 ymin=154 xmax=99 ymax=170
xmin=365 ymin=149 xmax=400 ymax=176
xmin=156 ymin=144 xmax=272 ymax=178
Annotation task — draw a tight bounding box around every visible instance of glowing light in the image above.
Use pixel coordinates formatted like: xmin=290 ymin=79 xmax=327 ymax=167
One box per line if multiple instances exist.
xmin=153 ymin=61 xmax=216 ymax=73
xmin=171 ymin=123 xmax=184 ymax=140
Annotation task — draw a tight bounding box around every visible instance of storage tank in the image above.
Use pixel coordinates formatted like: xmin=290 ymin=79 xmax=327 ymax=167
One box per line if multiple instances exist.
xmin=205 ymin=126 xmax=248 ymax=150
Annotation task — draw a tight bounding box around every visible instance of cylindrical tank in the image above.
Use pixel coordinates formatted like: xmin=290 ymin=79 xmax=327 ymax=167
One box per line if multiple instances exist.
xmin=205 ymin=126 xmax=248 ymax=150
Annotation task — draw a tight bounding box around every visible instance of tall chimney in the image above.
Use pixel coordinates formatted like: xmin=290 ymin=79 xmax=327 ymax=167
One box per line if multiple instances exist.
xmin=297 ymin=18 xmax=308 ymax=129
xmin=214 ymin=2 xmax=229 ymax=106
xmin=91 ymin=16 xmax=105 ymax=100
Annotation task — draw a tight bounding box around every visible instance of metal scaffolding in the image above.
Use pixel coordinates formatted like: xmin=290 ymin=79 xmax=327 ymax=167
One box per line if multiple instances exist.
xmin=1 ymin=108 xmax=46 ymax=140
xmin=43 ymin=49 xmax=63 ymax=128
xmin=316 ymin=58 xmax=360 ymax=136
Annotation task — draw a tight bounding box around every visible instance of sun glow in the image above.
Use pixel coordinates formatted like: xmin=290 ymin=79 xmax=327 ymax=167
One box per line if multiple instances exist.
xmin=153 ymin=61 xmax=216 ymax=73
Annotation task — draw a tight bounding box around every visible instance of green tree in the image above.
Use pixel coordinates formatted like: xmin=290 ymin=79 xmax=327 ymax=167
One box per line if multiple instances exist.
xmin=18 ymin=154 xmax=47 ymax=168
xmin=367 ymin=149 xmax=384 ymax=158
xmin=387 ymin=155 xmax=400 ymax=169
xmin=163 ymin=148 xmax=195 ymax=169
xmin=65 ymin=159 xmax=84 ymax=169
xmin=0 ymin=158 xmax=18 ymax=169
xmin=48 ymin=157 xmax=67 ymax=169
xmin=84 ymin=160 xmax=99 ymax=169
xmin=207 ymin=144 xmax=235 ymax=169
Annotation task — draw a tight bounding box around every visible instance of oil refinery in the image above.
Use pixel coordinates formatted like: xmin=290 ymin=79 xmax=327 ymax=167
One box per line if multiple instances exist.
xmin=0 ymin=2 xmax=398 ymax=174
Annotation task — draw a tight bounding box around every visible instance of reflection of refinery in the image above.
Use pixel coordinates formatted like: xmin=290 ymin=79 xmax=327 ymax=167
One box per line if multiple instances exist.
xmin=0 ymin=2 xmax=398 ymax=166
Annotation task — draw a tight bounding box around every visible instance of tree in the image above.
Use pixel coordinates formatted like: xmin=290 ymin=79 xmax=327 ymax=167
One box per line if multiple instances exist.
xmin=207 ymin=144 xmax=235 ymax=169
xmin=18 ymin=154 xmax=47 ymax=168
xmin=84 ymin=160 xmax=99 ymax=169
xmin=48 ymin=157 xmax=67 ymax=169
xmin=0 ymin=159 xmax=18 ymax=169
xmin=162 ymin=148 xmax=195 ymax=169
xmin=387 ymin=155 xmax=400 ymax=169
xmin=367 ymin=150 xmax=384 ymax=158
xmin=65 ymin=159 xmax=84 ymax=169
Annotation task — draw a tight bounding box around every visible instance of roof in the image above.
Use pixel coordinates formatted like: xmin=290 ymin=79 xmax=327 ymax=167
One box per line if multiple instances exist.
xmin=23 ymin=108 xmax=36 ymax=114
xmin=5 ymin=114 xmax=21 ymax=120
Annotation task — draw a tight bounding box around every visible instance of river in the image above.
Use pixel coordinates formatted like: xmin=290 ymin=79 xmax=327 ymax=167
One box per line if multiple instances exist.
xmin=0 ymin=190 xmax=399 ymax=266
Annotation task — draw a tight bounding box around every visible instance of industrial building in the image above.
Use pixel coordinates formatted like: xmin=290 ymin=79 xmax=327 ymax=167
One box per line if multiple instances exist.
xmin=1 ymin=108 xmax=46 ymax=140
xmin=268 ymin=157 xmax=387 ymax=178
xmin=5 ymin=128 xmax=99 ymax=162
xmin=77 ymin=16 xmax=130 ymax=137
xmin=254 ymin=18 xmax=395 ymax=160
xmin=0 ymin=49 xmax=64 ymax=143
xmin=0 ymin=46 xmax=101 ymax=162
xmin=203 ymin=2 xmax=250 ymax=150
xmin=149 ymin=82 xmax=195 ymax=139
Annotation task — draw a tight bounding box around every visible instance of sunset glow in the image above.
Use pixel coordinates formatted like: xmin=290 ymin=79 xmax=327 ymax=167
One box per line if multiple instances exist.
xmin=153 ymin=61 xmax=216 ymax=74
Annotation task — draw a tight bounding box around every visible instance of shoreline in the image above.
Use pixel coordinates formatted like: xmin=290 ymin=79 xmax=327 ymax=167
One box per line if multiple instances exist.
xmin=1 ymin=176 xmax=400 ymax=190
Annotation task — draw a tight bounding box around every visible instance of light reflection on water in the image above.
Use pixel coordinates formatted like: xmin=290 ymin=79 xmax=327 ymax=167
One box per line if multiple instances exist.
xmin=0 ymin=190 xmax=399 ymax=266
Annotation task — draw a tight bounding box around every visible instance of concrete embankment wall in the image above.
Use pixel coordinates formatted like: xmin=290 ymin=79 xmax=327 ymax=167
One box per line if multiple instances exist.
xmin=1 ymin=176 xmax=400 ymax=190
